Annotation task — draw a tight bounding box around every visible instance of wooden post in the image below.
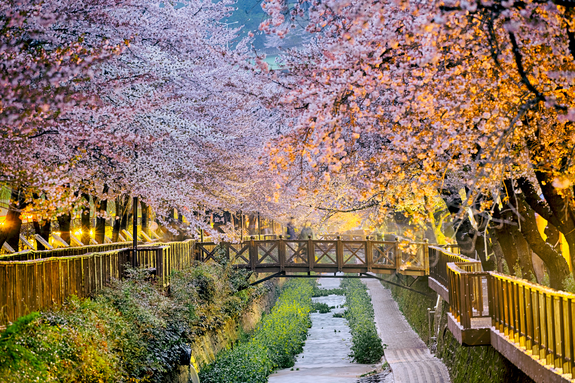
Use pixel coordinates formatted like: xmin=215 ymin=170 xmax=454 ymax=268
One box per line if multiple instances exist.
xmin=132 ymin=196 xmax=138 ymax=268
xmin=366 ymin=236 xmax=373 ymax=272
xmin=258 ymin=212 xmax=261 ymax=240
xmin=240 ymin=211 xmax=243 ymax=241
xmin=308 ymin=236 xmax=314 ymax=273
xmin=336 ymin=236 xmax=343 ymax=272
xmin=424 ymin=239 xmax=429 ymax=275
xmin=279 ymin=235 xmax=285 ymax=271
xmin=249 ymin=236 xmax=257 ymax=271
xmin=395 ymin=237 xmax=401 ymax=273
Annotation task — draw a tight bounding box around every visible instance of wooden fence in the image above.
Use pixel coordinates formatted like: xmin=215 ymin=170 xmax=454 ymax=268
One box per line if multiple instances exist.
xmin=0 ymin=242 xmax=133 ymax=261
xmin=0 ymin=240 xmax=194 ymax=327
xmin=430 ymin=246 xmax=575 ymax=382
xmin=490 ymin=273 xmax=575 ymax=376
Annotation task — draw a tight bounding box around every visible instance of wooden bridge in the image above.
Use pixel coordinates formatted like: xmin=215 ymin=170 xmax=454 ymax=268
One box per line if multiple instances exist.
xmin=1 ymin=236 xmax=575 ymax=382
xmin=196 ymin=236 xmax=433 ymax=276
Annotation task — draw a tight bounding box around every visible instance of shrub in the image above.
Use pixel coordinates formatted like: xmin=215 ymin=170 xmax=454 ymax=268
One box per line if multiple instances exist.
xmin=199 ymin=279 xmax=314 ymax=383
xmin=341 ymin=278 xmax=385 ymax=364
xmin=0 ymin=259 xmax=265 ymax=383
xmin=312 ymin=286 xmax=345 ymax=297
xmin=312 ymin=302 xmax=331 ymax=313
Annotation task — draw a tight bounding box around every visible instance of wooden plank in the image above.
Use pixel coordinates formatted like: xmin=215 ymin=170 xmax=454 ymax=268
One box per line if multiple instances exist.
xmin=69 ymin=234 xmax=84 ymax=247
xmin=34 ymin=235 xmax=53 ymax=250
xmin=533 ymin=289 xmax=541 ymax=358
xmin=19 ymin=234 xmax=35 ymax=250
xmin=525 ymin=286 xmax=533 ymax=352
xmin=6 ymin=264 xmax=15 ymax=324
xmin=140 ymin=231 xmax=153 ymax=242
xmin=121 ymin=229 xmax=133 ymax=241
xmin=52 ymin=233 xmax=70 ymax=248
xmin=2 ymin=242 xmax=15 ymax=253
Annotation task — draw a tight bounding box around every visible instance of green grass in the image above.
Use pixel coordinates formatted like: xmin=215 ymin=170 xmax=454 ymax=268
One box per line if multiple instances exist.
xmin=199 ymin=279 xmax=314 ymax=383
xmin=341 ymin=278 xmax=385 ymax=364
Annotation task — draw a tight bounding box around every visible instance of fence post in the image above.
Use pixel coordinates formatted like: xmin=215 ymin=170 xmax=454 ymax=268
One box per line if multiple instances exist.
xmin=249 ymin=236 xmax=257 ymax=271
xmin=308 ymin=237 xmax=314 ymax=273
xmin=336 ymin=236 xmax=343 ymax=272
xmin=278 ymin=236 xmax=285 ymax=272
xmin=395 ymin=237 xmax=401 ymax=273
xmin=366 ymin=236 xmax=372 ymax=272
xmin=423 ymin=239 xmax=429 ymax=275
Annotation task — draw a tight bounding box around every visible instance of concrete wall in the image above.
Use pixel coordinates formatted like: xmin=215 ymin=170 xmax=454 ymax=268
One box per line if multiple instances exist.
xmin=380 ymin=275 xmax=534 ymax=383
xmin=167 ymin=282 xmax=280 ymax=383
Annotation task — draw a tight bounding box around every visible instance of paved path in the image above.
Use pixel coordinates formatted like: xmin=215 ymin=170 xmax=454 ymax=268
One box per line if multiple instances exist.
xmin=363 ymin=279 xmax=451 ymax=383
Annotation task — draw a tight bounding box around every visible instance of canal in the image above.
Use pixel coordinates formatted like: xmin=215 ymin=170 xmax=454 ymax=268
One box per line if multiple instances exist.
xmin=268 ymin=277 xmax=392 ymax=383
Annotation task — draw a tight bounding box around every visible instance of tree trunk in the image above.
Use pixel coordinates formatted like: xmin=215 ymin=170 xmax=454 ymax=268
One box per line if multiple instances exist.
xmin=95 ymin=198 xmax=107 ymax=244
xmin=1 ymin=187 xmax=26 ymax=251
xmin=141 ymin=201 xmax=150 ymax=235
xmin=57 ymin=213 xmax=72 ymax=244
xmin=113 ymin=195 xmax=129 ymax=242
xmin=441 ymin=188 xmax=496 ymax=270
xmin=32 ymin=219 xmax=51 ymax=251
xmin=120 ymin=198 xmax=130 ymax=232
xmin=516 ymin=193 xmax=569 ymax=289
xmin=518 ymin=177 xmax=572 ymax=287
xmin=80 ymin=193 xmax=91 ymax=245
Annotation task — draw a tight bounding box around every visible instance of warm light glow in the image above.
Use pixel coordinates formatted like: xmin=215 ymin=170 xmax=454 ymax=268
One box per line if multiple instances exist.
xmin=53 ymin=231 xmax=61 ymax=236
xmin=89 ymin=230 xmax=94 ymax=236
xmin=74 ymin=230 xmax=82 ymax=236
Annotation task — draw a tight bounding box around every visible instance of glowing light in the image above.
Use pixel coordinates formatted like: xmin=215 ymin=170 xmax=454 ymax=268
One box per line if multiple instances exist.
xmin=74 ymin=230 xmax=82 ymax=236
xmin=89 ymin=230 xmax=94 ymax=236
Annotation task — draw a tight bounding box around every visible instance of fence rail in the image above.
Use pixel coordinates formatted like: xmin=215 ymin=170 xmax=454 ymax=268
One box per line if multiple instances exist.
xmin=430 ymin=246 xmax=575 ymax=382
xmin=0 ymin=240 xmax=194 ymax=326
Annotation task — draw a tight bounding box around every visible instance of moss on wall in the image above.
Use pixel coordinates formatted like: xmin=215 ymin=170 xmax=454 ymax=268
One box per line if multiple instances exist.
xmin=380 ymin=275 xmax=534 ymax=383
xmin=189 ymin=286 xmax=278 ymax=371
xmin=168 ymin=280 xmax=281 ymax=383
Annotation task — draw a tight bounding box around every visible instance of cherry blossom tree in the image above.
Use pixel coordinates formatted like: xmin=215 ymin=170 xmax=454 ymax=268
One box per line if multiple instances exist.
xmin=262 ymin=0 xmax=575 ymax=288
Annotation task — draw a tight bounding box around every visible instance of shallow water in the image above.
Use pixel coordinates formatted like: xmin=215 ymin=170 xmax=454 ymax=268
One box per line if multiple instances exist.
xmin=268 ymin=278 xmax=392 ymax=383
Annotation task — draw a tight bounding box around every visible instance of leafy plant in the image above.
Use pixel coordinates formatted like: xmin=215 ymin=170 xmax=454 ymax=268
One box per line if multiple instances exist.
xmin=199 ymin=279 xmax=314 ymax=383
xmin=312 ymin=302 xmax=331 ymax=313
xmin=341 ymin=278 xmax=385 ymax=364
xmin=0 ymin=262 xmax=266 ymax=383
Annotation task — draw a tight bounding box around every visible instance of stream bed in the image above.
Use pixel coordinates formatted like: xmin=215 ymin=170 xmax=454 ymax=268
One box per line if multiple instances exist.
xmin=268 ymin=278 xmax=393 ymax=383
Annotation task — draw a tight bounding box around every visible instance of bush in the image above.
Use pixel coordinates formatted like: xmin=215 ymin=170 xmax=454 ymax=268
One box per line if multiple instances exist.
xmin=341 ymin=278 xmax=385 ymax=364
xmin=0 ymin=258 xmax=265 ymax=383
xmin=199 ymin=279 xmax=314 ymax=383
xmin=312 ymin=302 xmax=331 ymax=313
xmin=312 ymin=286 xmax=345 ymax=297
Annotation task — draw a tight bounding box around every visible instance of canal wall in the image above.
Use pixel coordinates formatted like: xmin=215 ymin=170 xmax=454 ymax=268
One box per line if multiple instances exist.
xmin=167 ymin=280 xmax=281 ymax=383
xmin=380 ymin=275 xmax=534 ymax=383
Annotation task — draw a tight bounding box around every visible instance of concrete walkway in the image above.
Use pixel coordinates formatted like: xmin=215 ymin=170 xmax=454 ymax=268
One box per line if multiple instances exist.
xmin=363 ymin=279 xmax=451 ymax=383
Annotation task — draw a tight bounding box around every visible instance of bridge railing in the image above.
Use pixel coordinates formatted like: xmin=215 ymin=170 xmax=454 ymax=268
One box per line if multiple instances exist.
xmin=195 ymin=237 xmax=428 ymax=275
xmin=429 ymin=245 xmax=474 ymax=288
xmin=446 ymin=261 xmax=490 ymax=328
xmin=490 ymin=272 xmax=575 ymax=376
xmin=431 ymin=245 xmax=575 ymax=381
